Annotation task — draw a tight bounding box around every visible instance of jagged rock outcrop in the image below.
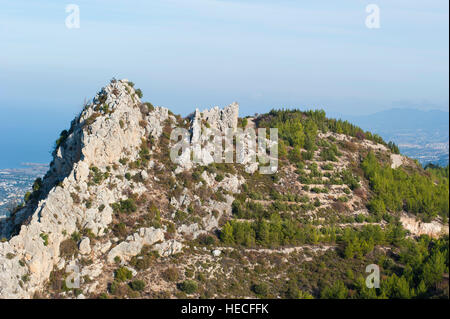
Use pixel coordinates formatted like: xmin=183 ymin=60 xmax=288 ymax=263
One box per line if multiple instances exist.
xmin=192 ymin=103 xmax=239 ymax=134
xmin=180 ymin=102 xmax=275 ymax=174
xmin=400 ymin=213 xmax=449 ymax=238
xmin=0 ymin=79 xmax=177 ymax=298
xmin=79 ymin=237 xmax=91 ymax=255
xmin=391 ymin=154 xmax=406 ymax=169
xmin=0 ymin=79 xmax=248 ymax=298
xmin=176 ymin=103 xmax=240 ymax=171
xmin=107 ymin=227 xmax=165 ymax=263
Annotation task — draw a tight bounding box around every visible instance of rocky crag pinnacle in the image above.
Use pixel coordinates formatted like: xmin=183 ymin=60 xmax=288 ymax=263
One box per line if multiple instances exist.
xmin=172 ymin=102 xmax=240 ymax=171
xmin=0 ymin=79 xmax=239 ymax=298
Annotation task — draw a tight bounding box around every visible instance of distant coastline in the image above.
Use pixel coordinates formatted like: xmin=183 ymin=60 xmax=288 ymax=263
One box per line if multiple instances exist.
xmin=0 ymin=163 xmax=48 ymax=217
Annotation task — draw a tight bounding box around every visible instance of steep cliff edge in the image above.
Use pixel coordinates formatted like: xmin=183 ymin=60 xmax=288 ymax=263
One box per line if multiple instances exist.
xmin=0 ymin=79 xmax=246 ymax=298
xmin=0 ymin=79 xmax=177 ymax=297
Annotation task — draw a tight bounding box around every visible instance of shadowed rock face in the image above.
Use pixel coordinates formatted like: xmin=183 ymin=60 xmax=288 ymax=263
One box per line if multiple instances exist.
xmin=0 ymin=79 xmax=242 ymax=298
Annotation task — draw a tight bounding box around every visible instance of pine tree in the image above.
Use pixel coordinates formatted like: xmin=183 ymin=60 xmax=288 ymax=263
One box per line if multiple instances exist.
xmin=221 ymin=222 xmax=234 ymax=244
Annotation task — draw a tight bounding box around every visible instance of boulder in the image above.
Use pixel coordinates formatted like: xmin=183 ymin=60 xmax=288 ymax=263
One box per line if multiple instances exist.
xmin=79 ymin=237 xmax=91 ymax=255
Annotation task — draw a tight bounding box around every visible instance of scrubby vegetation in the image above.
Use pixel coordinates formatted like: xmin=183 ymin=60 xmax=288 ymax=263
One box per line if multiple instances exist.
xmin=179 ymin=280 xmax=198 ymax=294
xmin=256 ymin=109 xmax=389 ymax=149
xmin=111 ymin=198 xmax=137 ymax=214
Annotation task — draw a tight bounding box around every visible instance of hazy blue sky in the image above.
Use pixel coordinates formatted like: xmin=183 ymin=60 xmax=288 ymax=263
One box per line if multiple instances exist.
xmin=0 ymin=0 xmax=448 ymax=167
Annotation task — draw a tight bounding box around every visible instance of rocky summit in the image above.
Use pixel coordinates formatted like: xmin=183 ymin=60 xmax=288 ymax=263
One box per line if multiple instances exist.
xmin=0 ymin=79 xmax=448 ymax=299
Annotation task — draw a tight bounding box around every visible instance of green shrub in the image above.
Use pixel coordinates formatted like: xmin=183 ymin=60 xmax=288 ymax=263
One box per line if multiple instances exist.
xmin=130 ymin=280 xmax=146 ymax=291
xmin=303 ymin=151 xmax=314 ymax=161
xmin=84 ymin=199 xmax=92 ymax=209
xmin=240 ymin=118 xmax=248 ymax=129
xmin=252 ymin=283 xmax=269 ymax=296
xmin=22 ymin=274 xmax=30 ymax=283
xmin=55 ymin=130 xmax=69 ymax=148
xmin=84 ymin=113 xmax=100 ymax=127
xmin=71 ymin=231 xmax=81 ymax=242
xmin=40 ymin=233 xmax=49 ymax=246
xmin=320 ymin=280 xmax=348 ymax=299
xmin=162 ymin=267 xmax=179 ymax=282
xmin=115 ymin=267 xmax=133 ymax=282
xmin=179 ymin=280 xmax=198 ymax=294
xmin=298 ymin=291 xmax=314 ymax=299
xmin=198 ymin=234 xmax=216 ymax=246
xmin=166 ymin=222 xmax=176 ymax=234
xmin=24 ymin=191 xmax=32 ymax=203
xmin=111 ymin=198 xmax=137 ymax=214
xmin=88 ymin=166 xmax=107 ymax=185
xmin=113 ymin=223 xmax=127 ymax=238
xmin=175 ymin=210 xmax=188 ymax=223
xmin=130 ymin=255 xmax=153 ymax=271
xmin=341 ymin=169 xmax=360 ymax=190
xmin=337 ymin=196 xmax=348 ymax=202
xmin=144 ymin=102 xmax=154 ymax=112
xmin=135 ymin=89 xmax=143 ymax=98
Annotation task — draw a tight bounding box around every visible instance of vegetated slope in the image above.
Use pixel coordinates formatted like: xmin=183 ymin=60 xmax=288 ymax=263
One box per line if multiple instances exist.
xmin=0 ymin=79 xmax=448 ymax=299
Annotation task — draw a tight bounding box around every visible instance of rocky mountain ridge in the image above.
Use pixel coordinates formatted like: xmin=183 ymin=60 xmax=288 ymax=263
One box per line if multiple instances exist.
xmin=0 ymin=79 xmax=248 ymax=298
xmin=0 ymin=79 xmax=174 ymax=297
xmin=0 ymin=79 xmax=447 ymax=299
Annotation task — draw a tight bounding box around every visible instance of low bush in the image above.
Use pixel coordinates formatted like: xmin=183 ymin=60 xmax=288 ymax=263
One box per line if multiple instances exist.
xmin=111 ymin=198 xmax=137 ymax=214
xmin=130 ymin=280 xmax=145 ymax=292
xmin=162 ymin=268 xmax=179 ymax=282
xmin=59 ymin=239 xmax=78 ymax=258
xmin=179 ymin=280 xmax=198 ymax=294
xmin=115 ymin=267 xmax=133 ymax=282
xmin=252 ymin=282 xmax=269 ymax=296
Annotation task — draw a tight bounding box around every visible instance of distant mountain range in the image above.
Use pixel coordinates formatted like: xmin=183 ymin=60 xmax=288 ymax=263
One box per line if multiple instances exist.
xmin=335 ymin=108 xmax=449 ymax=166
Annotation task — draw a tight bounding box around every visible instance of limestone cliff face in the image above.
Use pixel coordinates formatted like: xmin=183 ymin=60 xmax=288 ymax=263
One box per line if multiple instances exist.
xmin=181 ymin=103 xmax=240 ymax=170
xmin=0 ymin=79 xmax=242 ymax=298
xmin=191 ymin=103 xmax=239 ymax=134
xmin=400 ymin=213 xmax=449 ymax=238
xmin=182 ymin=102 xmax=266 ymax=173
xmin=0 ymin=79 xmax=173 ymax=298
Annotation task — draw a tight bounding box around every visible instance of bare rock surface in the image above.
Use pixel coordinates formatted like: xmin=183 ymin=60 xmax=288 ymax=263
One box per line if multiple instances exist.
xmin=400 ymin=213 xmax=449 ymax=238
xmin=0 ymin=80 xmax=177 ymax=298
xmin=107 ymin=227 xmax=165 ymax=263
